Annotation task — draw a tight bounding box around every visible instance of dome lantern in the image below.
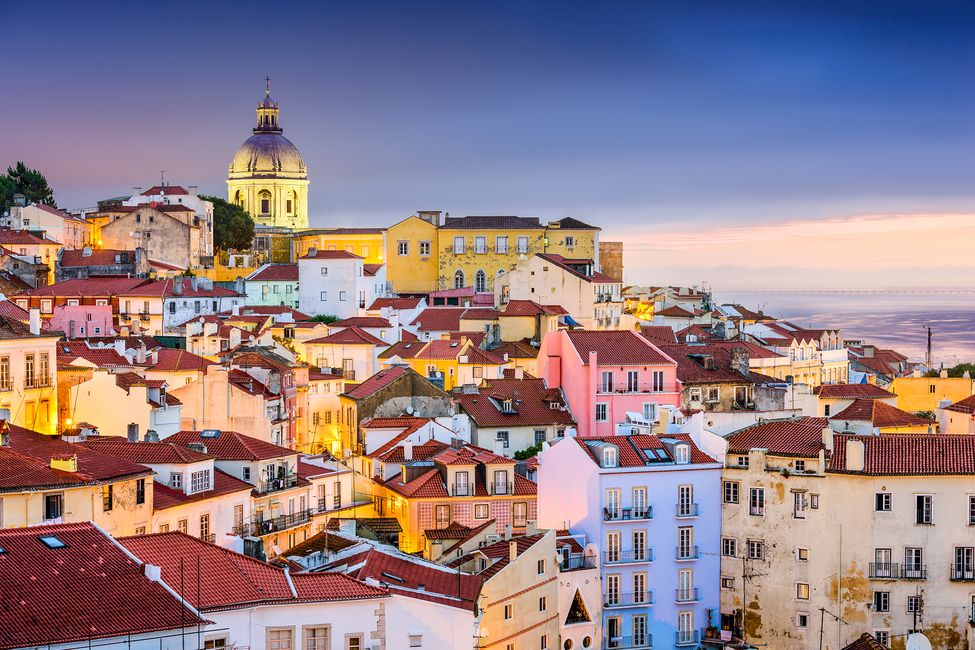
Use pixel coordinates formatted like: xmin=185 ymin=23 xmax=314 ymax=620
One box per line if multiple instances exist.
xmin=255 ymin=76 xmax=282 ymax=134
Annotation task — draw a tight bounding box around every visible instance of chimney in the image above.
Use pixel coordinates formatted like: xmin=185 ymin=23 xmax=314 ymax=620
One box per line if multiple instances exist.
xmin=50 ymin=454 xmax=78 ymax=473
xmin=150 ymin=349 xmax=158 ymax=365
xmin=862 ymin=344 xmax=875 ymax=358
xmin=845 ymin=438 xmax=865 ymax=472
xmin=509 ymin=540 xmax=518 ymax=563
xmin=127 ymin=423 xmax=139 ymax=443
xmin=451 ymin=438 xmax=464 ymax=450
xmin=173 ymin=277 xmax=183 ymax=295
xmin=145 ymin=429 xmax=160 ymax=443
xmin=229 ymin=328 xmax=242 ymax=350
xmin=232 ymin=303 xmax=241 ymax=317
xmin=403 ymin=441 xmax=413 ymax=461
xmin=307 ymin=247 xmax=318 ymax=258
xmin=144 ymin=564 xmax=162 ymax=582
xmin=730 ymin=346 xmax=750 ymax=378
xmin=514 ymin=368 xmax=524 ymax=380
xmin=29 ymin=308 xmax=41 ymax=336
xmin=136 ymin=345 xmax=147 ymax=364
xmin=821 ymin=427 xmax=834 ymax=453
xmin=940 ymin=369 xmax=949 ymax=379
xmin=190 ymin=277 xmax=199 ymax=291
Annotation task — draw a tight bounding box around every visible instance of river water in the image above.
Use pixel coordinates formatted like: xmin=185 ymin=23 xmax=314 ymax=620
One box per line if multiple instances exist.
xmin=714 ymin=291 xmax=975 ymax=366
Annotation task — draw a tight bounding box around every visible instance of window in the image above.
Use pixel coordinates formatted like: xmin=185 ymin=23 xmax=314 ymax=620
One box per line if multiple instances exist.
xmin=204 ymin=638 xmax=227 ymax=650
xmin=873 ymin=591 xmax=890 ymax=612
xmin=537 ymin=559 xmax=545 ymax=575
xmin=242 ymin=467 xmax=251 ymax=481
xmin=453 ymin=270 xmax=465 ymax=289
xmin=493 ymin=470 xmax=509 ymax=494
xmin=723 ymin=481 xmax=740 ymax=504
xmin=513 ymin=501 xmax=528 ymax=527
xmin=793 ymin=491 xmax=808 ymax=519
xmin=706 ymin=386 xmax=719 ymax=402
xmin=689 ymin=387 xmax=702 ymax=403
xmin=435 ymin=504 xmax=450 ymax=528
xmin=916 ymin=494 xmax=933 ymax=524
xmin=602 ymin=447 xmax=617 ymax=467
xmin=475 ymin=270 xmax=486 ymax=293
xmin=517 ymin=236 xmax=529 ymax=253
xmin=474 ymin=504 xmax=489 ymax=519
xmin=496 ymin=430 xmax=509 ymax=448
xmin=797 ymin=547 xmax=809 ymax=561
xmin=44 ymin=493 xmax=63 ymax=520
xmin=474 ymin=236 xmax=486 ymax=253
xmin=303 ymin=627 xmax=330 ymax=650
xmin=632 ymin=487 xmax=647 ymax=517
xmin=722 ymin=538 xmax=737 ymax=557
xmin=736 ymin=455 xmax=750 ymax=468
xmin=678 ymin=484 xmax=695 ymax=516
xmin=504 ymin=604 xmax=513 ymax=620
xmin=875 ymin=631 xmax=889 ymax=647
xmin=908 ymin=595 xmax=921 ymax=613
xmin=339 ymin=291 xmax=347 ymax=301
xmin=170 ymin=473 xmax=182 ymax=489
xmin=810 ymin=494 xmax=819 ymax=509
xmin=534 ymin=429 xmax=546 ymax=445
xmin=102 ymin=485 xmax=113 ymax=512
xmin=136 ymin=479 xmax=146 ymax=505
xmin=564 ymin=236 xmax=575 ymax=247
xmin=397 ymin=240 xmax=409 ymax=256
xmin=796 ymin=583 xmax=809 ymax=600
xmin=677 ymin=526 xmax=694 ymax=558
xmin=496 ymin=236 xmax=508 ymax=253
xmin=190 ymin=470 xmax=212 ymax=493
xmin=969 ymin=495 xmax=975 ymax=525
xmin=177 ymin=519 xmax=188 ymax=533
xmin=539 ymin=595 xmax=547 ymax=610
xmin=419 ymin=240 xmax=431 ymax=256
xmin=797 ymin=613 xmax=809 ymax=628
xmin=347 ymin=637 xmax=363 ymax=650
xmin=595 ymin=403 xmax=608 ymax=422
xmin=747 ymin=540 xmax=765 ymax=560
xmin=320 ymin=291 xmax=328 ymax=302
xmin=674 ymin=444 xmax=690 ymax=464
xmin=794 ymin=460 xmax=806 ymax=472
xmin=749 ymin=487 xmax=765 ymax=516
xmin=651 ymin=370 xmax=664 ymax=392
xmin=904 ymin=547 xmax=924 ymax=578
xmin=875 ymin=492 xmax=891 ymax=512
xmin=600 ymin=370 xmax=613 ymax=392
xmin=677 ymin=611 xmax=694 ymax=645
xmin=453 ymin=236 xmax=465 ymax=254
xmin=408 ymin=635 xmax=422 ymax=648
xmin=721 ymin=577 xmax=735 ymax=589
xmin=200 ymin=513 xmax=211 ymax=541
xmin=824 ymin=404 xmax=830 ymax=416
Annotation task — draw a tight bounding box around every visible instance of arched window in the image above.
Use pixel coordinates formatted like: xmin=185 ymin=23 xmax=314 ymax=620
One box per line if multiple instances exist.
xmin=233 ymin=190 xmax=244 ymax=208
xmin=287 ymin=190 xmax=297 ymax=215
xmin=258 ymin=190 xmax=272 ymax=216
xmin=453 ymin=270 xmax=465 ymax=289
xmin=475 ymin=270 xmax=486 ymax=293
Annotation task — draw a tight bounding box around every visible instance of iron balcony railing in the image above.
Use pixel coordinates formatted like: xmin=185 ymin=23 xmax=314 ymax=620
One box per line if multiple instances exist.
xmin=901 ymin=564 xmax=927 ymax=580
xmin=596 ymin=383 xmax=679 ymax=395
xmin=869 ymin=562 xmax=898 ymax=579
xmin=676 ymin=503 xmax=700 ymax=518
xmin=949 ymin=565 xmax=975 ymax=581
xmin=603 ymin=591 xmax=654 ymax=608
xmin=675 ymin=587 xmax=700 ymax=603
xmin=603 ymin=506 xmax=653 ymax=521
xmin=24 ymin=374 xmax=53 ymax=389
xmin=0 ymin=377 xmax=13 ymax=392
xmin=675 ymin=630 xmax=700 ymax=647
xmin=255 ymin=473 xmax=299 ymax=494
xmin=604 ymin=635 xmax=652 ymax=649
xmin=675 ymin=545 xmax=700 ymax=560
xmin=603 ymin=548 xmax=654 ymax=565
xmin=560 ymin=554 xmax=597 ymax=571
xmin=199 ymin=533 xmax=216 ymax=544
xmin=235 ymin=509 xmax=311 ymax=537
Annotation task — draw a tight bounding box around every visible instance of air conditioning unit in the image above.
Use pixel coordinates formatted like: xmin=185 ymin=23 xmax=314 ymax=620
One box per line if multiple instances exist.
xmin=485 ymin=533 xmax=501 ymax=543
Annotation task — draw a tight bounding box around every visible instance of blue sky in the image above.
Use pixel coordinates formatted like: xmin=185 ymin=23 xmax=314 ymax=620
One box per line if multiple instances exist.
xmin=4 ymin=0 xmax=974 ymax=286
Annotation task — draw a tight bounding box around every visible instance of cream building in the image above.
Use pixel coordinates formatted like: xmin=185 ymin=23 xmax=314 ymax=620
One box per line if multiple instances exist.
xmin=228 ymin=81 xmax=309 ymax=229
xmin=720 ymin=416 xmax=975 ymax=650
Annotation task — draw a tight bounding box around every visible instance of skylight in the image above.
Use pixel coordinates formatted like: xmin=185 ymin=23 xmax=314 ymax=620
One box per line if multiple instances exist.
xmin=39 ymin=535 xmax=66 ymax=549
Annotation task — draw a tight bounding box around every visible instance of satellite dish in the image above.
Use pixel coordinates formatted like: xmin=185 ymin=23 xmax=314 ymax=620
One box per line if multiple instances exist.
xmin=406 ymin=405 xmax=414 ymax=415
xmin=906 ymin=633 xmax=932 ymax=650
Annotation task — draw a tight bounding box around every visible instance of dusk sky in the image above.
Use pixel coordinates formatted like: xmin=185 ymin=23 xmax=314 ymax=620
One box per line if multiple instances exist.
xmin=5 ymin=0 xmax=974 ymax=288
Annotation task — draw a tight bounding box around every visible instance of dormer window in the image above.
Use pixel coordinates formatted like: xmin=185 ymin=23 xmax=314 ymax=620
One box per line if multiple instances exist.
xmin=603 ymin=447 xmax=618 ymax=468
xmin=675 ymin=444 xmax=690 ymax=464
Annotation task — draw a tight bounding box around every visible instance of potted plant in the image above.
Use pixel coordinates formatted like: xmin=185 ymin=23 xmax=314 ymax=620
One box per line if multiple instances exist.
xmin=704 ymin=608 xmax=720 ymax=639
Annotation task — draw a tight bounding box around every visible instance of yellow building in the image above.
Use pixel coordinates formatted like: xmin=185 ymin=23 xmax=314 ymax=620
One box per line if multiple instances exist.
xmin=889 ymin=372 xmax=975 ymax=413
xmin=385 ymin=214 xmax=441 ymax=293
xmin=0 ymin=316 xmax=60 ymax=435
xmin=227 ymin=81 xmax=309 ymax=229
xmin=0 ymin=230 xmax=62 ymax=285
xmin=379 ymin=338 xmax=508 ymax=391
xmin=294 ymin=228 xmax=385 ymax=264
xmin=384 ymin=212 xmax=602 ymax=295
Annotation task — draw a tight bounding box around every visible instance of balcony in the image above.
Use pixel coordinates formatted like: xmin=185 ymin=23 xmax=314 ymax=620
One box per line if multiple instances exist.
xmin=949 ymin=565 xmax=975 ymax=581
xmin=24 ymin=374 xmax=53 ymax=389
xmin=603 ymin=591 xmax=654 ymax=609
xmin=901 ymin=564 xmax=926 ymax=580
xmin=675 ymin=503 xmax=700 ymax=519
xmin=603 ymin=506 xmax=653 ymax=522
xmin=236 ymin=509 xmax=311 ymax=537
xmin=675 ymin=587 xmax=700 ymax=603
xmin=489 ymin=483 xmax=513 ymax=496
xmin=560 ymin=554 xmax=597 ymax=571
xmin=255 ymin=473 xmax=300 ymax=495
xmin=869 ymin=562 xmax=899 ymax=580
xmin=0 ymin=377 xmax=13 ymax=392
xmin=603 ymin=548 xmax=654 ymax=565
xmin=596 ymin=383 xmax=679 ymax=395
xmin=675 ymin=545 xmax=700 ymax=561
xmin=199 ymin=533 xmax=216 ymax=544
xmin=604 ymin=635 xmax=652 ymax=649
xmin=675 ymin=631 xmax=700 ymax=647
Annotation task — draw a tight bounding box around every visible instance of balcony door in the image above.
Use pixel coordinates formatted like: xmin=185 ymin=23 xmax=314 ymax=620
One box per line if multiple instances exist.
xmin=955 ymin=547 xmax=974 ymax=579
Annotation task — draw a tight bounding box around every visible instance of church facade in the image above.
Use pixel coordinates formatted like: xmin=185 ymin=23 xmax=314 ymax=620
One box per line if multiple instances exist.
xmin=227 ymin=82 xmax=309 ymax=229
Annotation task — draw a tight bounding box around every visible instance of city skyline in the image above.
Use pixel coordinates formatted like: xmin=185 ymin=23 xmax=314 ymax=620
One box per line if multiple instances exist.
xmin=5 ymin=0 xmax=974 ymax=287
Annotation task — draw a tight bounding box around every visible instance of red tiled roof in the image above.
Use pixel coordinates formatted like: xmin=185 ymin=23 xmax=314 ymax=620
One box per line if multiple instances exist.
xmin=852 ymin=355 xmax=898 ymax=377
xmin=842 ymin=633 xmax=888 ymax=650
xmin=945 ymin=394 xmax=975 ymax=414
xmin=247 ymin=264 xmax=298 ymax=282
xmin=658 ymin=343 xmax=763 ymax=385
xmin=59 ymin=249 xmax=137 ymax=267
xmin=565 ymin=330 xmax=675 ymax=366
xmin=342 ymin=366 xmax=410 ymax=400
xmin=330 ymin=316 xmax=392 ymax=329
xmin=27 ymin=276 xmax=151 ymax=297
xmin=813 ymin=383 xmax=896 ymax=399
xmin=307 ymin=326 xmax=387 ymax=347
xmin=123 ymin=278 xmax=241 ymax=298
xmin=82 ymin=439 xmax=211 ymax=464
xmin=296 ymin=460 xmax=338 ymax=479
xmin=369 ymin=297 xmax=423 ymax=310
xmin=227 ymin=306 xmax=313 ymax=319
xmin=371 ymin=439 xmax=449 ymax=463
xmin=575 ymin=434 xmax=717 ymax=466
xmin=363 ymin=417 xmax=440 ymax=458
xmin=424 ymin=521 xmax=480 ymax=540
xmin=492 ymin=340 xmax=540 ymax=360
xmin=57 ymin=340 xmax=132 ymax=368
xmin=829 ymin=433 xmax=975 ymax=476
xmin=141 ymin=185 xmax=190 ymax=195
xmin=380 ymin=466 xmax=535 ymax=499
xmin=501 ymin=300 xmax=568 ymax=317
xmin=654 ymin=305 xmax=695 ymax=318
xmin=134 ymin=348 xmax=214 ymax=372
xmin=0 ymin=445 xmax=91 ymax=491
xmin=0 ymin=299 xmax=30 ymax=322
xmin=290 ymin=572 xmax=388 ymax=601
xmin=7 ymin=422 xmax=153 ymax=482
xmin=300 ymin=249 xmax=362 ymax=260
xmin=0 ymin=522 xmax=207 ymax=649
xmin=363 ymin=263 xmax=383 ymax=277
xmin=725 ymin=417 xmax=830 ymax=458
xmin=166 ymin=430 xmax=295 ymax=461
xmin=536 ymin=253 xmax=619 ymax=283
xmin=378 ymin=340 xmax=426 ymax=359
xmin=829 ymin=399 xmax=932 ymax=429
xmin=410 ymin=308 xmax=466 ymax=332
xmin=639 ymin=325 xmax=678 ymax=345
xmin=456 ymin=377 xmax=575 ymax=427
xmin=0 ymin=228 xmax=60 ymax=245
xmin=460 ymin=308 xmax=500 ymax=321
xmin=442 ymin=215 xmax=543 ymax=230
xmin=151 ymin=469 xmax=254 ymax=510
xmin=448 ymin=533 xmax=547 ymax=580
xmin=110 ymin=203 xmax=194 ymax=214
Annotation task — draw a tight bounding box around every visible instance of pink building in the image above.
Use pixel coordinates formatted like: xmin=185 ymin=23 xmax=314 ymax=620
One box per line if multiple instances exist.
xmin=538 ymin=329 xmax=681 ymax=435
xmin=47 ymin=304 xmax=116 ymax=338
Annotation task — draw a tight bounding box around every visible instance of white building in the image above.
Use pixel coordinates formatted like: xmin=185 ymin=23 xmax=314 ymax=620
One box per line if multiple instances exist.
xmin=122 ymin=184 xmax=215 ymax=261
xmin=298 ymin=249 xmax=387 ymax=320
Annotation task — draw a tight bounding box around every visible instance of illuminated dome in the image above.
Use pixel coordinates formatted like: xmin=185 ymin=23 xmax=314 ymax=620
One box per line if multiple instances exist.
xmin=229 ymin=132 xmax=306 ymax=179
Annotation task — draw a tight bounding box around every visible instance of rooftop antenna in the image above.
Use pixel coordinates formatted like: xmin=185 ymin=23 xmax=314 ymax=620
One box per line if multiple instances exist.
xmin=925 ymin=325 xmax=932 ymax=368
xmin=265 ymin=75 xmax=271 ymax=97
xmin=160 ymin=170 xmax=167 ymax=187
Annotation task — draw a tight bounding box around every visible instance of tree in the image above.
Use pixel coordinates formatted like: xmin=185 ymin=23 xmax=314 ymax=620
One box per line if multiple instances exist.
xmin=925 ymin=362 xmax=975 ymax=378
xmin=310 ymin=314 xmax=339 ymax=324
xmin=201 ymin=195 xmax=255 ymax=251
xmin=2 ymin=161 xmax=56 ymax=207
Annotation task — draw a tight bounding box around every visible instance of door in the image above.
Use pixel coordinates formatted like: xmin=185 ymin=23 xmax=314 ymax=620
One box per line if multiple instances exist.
xmin=955 ymin=547 xmax=974 ymax=579
xmin=874 ymin=548 xmax=892 ymax=577
xmin=605 ymin=531 xmax=621 ymax=563
xmin=607 ymin=617 xmax=622 ymax=648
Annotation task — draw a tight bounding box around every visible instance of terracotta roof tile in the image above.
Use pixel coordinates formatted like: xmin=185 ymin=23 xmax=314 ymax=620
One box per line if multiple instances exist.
xmin=330 ymin=316 xmax=392 ymax=329
xmin=8 ymin=423 xmax=153 ymax=482
xmin=410 ymin=308 xmax=466 ymax=332
xmin=166 ymin=430 xmax=295 ymax=461
xmin=639 ymin=325 xmax=678 ymax=345
xmin=82 ymin=439 xmax=211 ymax=464
xmin=151 ymin=470 xmax=254 ymax=510
xmin=813 ymin=384 xmax=896 ymax=399
xmin=945 ymin=394 xmax=975 ymax=414
xmin=829 ymin=433 xmax=975 ymax=475
xmin=725 ymin=417 xmax=829 ymax=458
xmin=442 ymin=215 xmax=543 ymax=230
xmin=342 ymin=366 xmax=410 ymax=400
xmin=300 ymin=250 xmax=362 ymax=260
xmin=455 ymin=377 xmax=575 ymax=427
xmin=565 ymin=330 xmax=675 ymax=366
xmin=830 ymin=399 xmax=932 ymax=429
xmin=368 ymin=297 xmax=423 ymax=310
xmin=575 ymin=434 xmax=716 ymax=466
xmin=246 ymin=264 xmax=298 ymax=282
xmin=307 ymin=326 xmax=387 ymax=347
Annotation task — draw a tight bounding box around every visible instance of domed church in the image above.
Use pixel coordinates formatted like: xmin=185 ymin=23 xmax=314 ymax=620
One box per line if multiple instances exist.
xmin=227 ymin=79 xmax=309 ymax=229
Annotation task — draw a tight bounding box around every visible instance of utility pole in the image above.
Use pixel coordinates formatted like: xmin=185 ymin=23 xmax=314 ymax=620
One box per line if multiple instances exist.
xmin=819 ymin=607 xmax=847 ymax=650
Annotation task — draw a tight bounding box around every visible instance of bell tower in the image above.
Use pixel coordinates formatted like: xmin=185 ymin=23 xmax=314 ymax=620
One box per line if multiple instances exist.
xmin=255 ymin=77 xmax=282 ymax=133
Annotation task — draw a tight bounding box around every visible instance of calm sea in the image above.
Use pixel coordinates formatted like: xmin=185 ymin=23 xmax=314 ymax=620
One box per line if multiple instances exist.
xmin=714 ymin=291 xmax=975 ymax=366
